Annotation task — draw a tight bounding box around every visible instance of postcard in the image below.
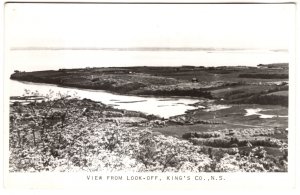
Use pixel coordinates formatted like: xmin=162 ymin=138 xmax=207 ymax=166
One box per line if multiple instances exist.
xmin=2 ymin=0 xmax=298 ymax=192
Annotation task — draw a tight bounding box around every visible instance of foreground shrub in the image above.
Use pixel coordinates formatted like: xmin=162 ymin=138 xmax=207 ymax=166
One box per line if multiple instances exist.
xmin=9 ymin=91 xmax=288 ymax=172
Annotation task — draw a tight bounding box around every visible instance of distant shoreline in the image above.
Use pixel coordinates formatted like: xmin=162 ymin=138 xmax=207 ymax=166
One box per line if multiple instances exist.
xmin=10 ymin=64 xmax=289 ymax=107
xmin=10 ymin=46 xmax=289 ymax=52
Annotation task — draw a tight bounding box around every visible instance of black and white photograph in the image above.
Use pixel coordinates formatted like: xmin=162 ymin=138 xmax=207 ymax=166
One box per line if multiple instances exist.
xmin=2 ymin=0 xmax=298 ymax=191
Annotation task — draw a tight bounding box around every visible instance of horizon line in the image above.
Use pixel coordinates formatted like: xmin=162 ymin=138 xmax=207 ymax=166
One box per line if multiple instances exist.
xmin=10 ymin=47 xmax=288 ymax=52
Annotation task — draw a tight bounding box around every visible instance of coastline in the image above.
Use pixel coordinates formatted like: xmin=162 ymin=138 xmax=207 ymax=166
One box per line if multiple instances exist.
xmin=10 ymin=65 xmax=289 ymax=106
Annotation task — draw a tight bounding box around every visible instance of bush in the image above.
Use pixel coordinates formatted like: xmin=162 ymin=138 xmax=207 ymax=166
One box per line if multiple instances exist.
xmin=182 ymin=132 xmax=220 ymax=139
xmin=91 ymin=77 xmax=99 ymax=82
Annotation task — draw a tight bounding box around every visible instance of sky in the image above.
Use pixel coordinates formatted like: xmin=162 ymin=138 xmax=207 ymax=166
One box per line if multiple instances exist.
xmin=4 ymin=3 xmax=295 ymax=71
xmin=5 ymin=3 xmax=294 ymax=50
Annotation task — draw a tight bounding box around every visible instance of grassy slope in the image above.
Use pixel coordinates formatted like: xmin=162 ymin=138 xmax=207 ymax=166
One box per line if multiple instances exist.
xmin=154 ymin=104 xmax=288 ymax=138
